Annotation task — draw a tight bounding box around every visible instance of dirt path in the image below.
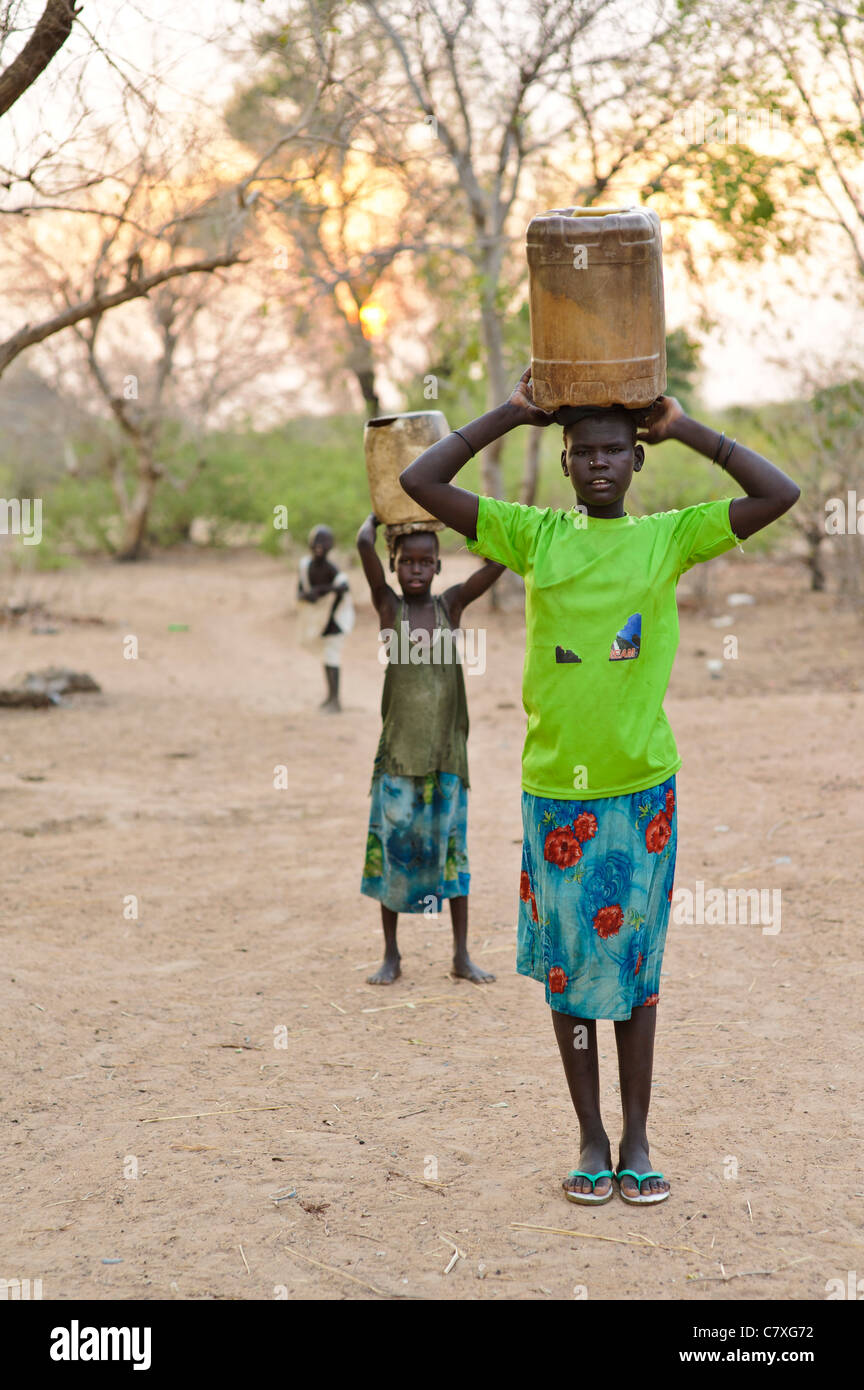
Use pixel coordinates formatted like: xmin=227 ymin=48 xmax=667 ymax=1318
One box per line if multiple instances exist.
xmin=1 ymin=547 xmax=862 ymax=1301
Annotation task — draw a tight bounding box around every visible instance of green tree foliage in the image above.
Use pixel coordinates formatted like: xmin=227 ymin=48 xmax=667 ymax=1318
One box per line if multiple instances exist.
xmin=665 ymin=328 xmax=702 ymax=409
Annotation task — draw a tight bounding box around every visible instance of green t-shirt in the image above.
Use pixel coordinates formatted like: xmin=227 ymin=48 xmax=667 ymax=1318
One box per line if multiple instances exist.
xmin=467 ymin=496 xmax=741 ymax=799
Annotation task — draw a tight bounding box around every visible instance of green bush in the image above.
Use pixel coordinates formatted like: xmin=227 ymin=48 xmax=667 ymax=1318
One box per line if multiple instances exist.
xmin=17 ymin=393 xmax=800 ymax=567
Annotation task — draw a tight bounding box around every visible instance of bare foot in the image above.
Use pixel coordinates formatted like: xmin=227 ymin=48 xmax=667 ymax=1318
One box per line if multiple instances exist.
xmin=562 ymin=1136 xmax=613 ymax=1198
xmin=451 ymin=954 xmax=495 ymax=984
xmin=367 ymin=955 xmax=401 ymax=985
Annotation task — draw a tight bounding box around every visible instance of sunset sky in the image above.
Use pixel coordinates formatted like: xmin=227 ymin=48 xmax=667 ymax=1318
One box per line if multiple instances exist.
xmin=2 ymin=0 xmax=862 ymax=413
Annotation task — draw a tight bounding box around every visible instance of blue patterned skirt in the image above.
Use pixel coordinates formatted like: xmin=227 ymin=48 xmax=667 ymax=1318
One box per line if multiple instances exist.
xmin=518 ymin=776 xmax=677 ymax=1020
xmin=361 ymin=772 xmax=470 ymax=914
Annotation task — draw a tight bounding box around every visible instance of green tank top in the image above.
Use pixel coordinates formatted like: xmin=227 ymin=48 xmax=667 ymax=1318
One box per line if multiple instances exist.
xmin=373 ymin=595 xmax=469 ymax=786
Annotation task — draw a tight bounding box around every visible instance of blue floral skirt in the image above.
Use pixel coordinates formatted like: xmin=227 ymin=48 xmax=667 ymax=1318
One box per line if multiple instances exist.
xmin=361 ymin=772 xmax=470 ymax=914
xmin=518 ymin=776 xmax=677 ymax=1020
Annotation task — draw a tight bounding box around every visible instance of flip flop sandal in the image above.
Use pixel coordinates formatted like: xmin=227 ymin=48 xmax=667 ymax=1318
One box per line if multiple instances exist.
xmin=615 ymin=1169 xmax=670 ymax=1205
xmin=562 ymin=1169 xmax=615 ymax=1205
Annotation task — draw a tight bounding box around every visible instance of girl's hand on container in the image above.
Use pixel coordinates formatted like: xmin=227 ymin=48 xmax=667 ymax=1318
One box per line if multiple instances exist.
xmin=636 ymin=395 xmax=685 ymax=445
xmin=507 ymin=367 xmax=558 ymax=426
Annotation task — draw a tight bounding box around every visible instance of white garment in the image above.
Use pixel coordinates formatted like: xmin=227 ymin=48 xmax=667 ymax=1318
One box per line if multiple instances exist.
xmin=322 ymin=632 xmax=346 ymax=668
xmin=298 ymin=556 xmax=355 ymax=649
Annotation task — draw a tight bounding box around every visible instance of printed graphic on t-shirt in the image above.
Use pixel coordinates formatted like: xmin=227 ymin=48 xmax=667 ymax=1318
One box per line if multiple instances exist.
xmin=609 ymin=613 xmax=641 ymax=661
xmin=555 ymin=645 xmax=582 ymax=664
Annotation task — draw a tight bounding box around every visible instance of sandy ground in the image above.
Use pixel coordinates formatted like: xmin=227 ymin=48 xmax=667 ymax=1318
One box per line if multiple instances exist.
xmin=1 ymin=542 xmax=862 ymax=1303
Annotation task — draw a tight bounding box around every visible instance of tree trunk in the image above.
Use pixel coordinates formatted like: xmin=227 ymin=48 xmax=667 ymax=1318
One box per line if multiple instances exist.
xmin=477 ymin=242 xmax=508 ymax=500
xmin=688 ymin=557 xmax=711 ymax=608
xmin=115 ymin=449 xmax=159 ymax=561
xmin=345 ymin=321 xmax=380 ymax=417
xmin=837 ymin=531 xmax=861 ymax=604
xmin=805 ymin=529 xmax=825 ymax=591
xmin=519 ymin=427 xmax=543 ymax=506
xmin=354 ymin=367 xmax=381 ymax=417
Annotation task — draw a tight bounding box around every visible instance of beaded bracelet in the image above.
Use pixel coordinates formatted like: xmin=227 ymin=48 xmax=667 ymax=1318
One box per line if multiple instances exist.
xmin=452 ymin=428 xmax=474 ymax=457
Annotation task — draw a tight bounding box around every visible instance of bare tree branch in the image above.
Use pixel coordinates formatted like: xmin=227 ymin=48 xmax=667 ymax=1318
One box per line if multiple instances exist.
xmin=0 ymin=0 xmax=80 ymax=117
xmin=0 ymin=250 xmax=245 ymax=376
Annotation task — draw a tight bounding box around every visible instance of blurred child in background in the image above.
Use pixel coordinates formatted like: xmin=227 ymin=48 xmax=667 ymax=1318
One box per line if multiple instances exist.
xmin=298 ymin=524 xmax=355 ymax=713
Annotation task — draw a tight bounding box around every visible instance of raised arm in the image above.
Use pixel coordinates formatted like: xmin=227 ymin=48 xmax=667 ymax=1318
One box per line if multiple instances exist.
xmin=638 ymin=397 xmax=800 ymax=540
xmin=356 ymin=513 xmax=397 ymax=623
xmin=400 ymin=369 xmax=557 ymax=538
xmin=443 ymin=558 xmax=506 ymax=626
